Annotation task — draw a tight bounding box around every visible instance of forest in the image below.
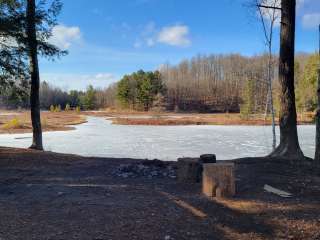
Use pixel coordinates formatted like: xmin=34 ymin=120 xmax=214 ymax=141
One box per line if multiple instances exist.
xmin=1 ymin=52 xmax=317 ymax=116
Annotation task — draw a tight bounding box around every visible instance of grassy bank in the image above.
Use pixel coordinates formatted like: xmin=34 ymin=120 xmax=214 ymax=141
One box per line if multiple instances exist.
xmin=0 ymin=111 xmax=86 ymax=134
xmin=0 ymin=110 xmax=315 ymax=134
xmin=94 ymin=111 xmax=315 ymax=126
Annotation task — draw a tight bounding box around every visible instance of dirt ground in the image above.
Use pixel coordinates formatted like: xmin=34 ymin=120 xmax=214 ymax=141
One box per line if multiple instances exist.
xmin=0 ymin=147 xmax=319 ymax=240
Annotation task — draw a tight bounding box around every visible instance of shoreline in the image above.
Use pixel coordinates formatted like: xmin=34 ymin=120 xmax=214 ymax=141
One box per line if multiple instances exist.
xmin=86 ymin=111 xmax=315 ymax=126
xmin=0 ymin=110 xmax=315 ymax=134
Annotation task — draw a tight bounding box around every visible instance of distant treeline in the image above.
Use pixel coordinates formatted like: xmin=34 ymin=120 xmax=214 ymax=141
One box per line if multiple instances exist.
xmin=0 ymin=82 xmax=114 ymax=111
xmin=112 ymin=52 xmax=319 ymax=114
xmin=0 ymin=53 xmax=318 ymax=113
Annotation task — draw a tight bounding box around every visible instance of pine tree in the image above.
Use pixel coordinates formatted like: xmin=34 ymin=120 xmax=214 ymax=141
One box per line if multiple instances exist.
xmin=240 ymin=79 xmax=255 ymax=119
xmin=271 ymin=0 xmax=304 ymax=160
xmin=7 ymin=0 xmax=66 ymax=150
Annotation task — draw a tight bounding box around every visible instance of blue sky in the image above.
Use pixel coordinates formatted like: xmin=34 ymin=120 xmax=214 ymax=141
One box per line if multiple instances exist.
xmin=40 ymin=0 xmax=320 ymax=90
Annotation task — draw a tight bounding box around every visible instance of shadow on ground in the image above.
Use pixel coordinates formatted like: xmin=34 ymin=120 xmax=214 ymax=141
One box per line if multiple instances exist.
xmin=0 ymin=147 xmax=319 ymax=240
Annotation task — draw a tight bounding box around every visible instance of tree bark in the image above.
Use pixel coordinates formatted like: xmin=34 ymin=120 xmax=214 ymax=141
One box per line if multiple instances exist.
xmin=315 ymin=27 xmax=320 ymax=165
xmin=315 ymin=69 xmax=320 ymax=165
xmin=270 ymin=0 xmax=303 ymax=160
xmin=27 ymin=0 xmax=43 ymax=150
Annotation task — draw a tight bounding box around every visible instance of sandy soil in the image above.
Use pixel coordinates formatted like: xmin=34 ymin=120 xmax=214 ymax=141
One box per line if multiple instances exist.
xmin=0 ymin=111 xmax=86 ymax=134
xmin=0 ymin=147 xmax=319 ymax=240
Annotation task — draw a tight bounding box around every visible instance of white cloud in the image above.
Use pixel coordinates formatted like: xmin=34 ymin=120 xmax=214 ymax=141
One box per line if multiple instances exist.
xmin=49 ymin=25 xmax=81 ymax=50
xmin=134 ymin=22 xmax=191 ymax=48
xmin=157 ymin=25 xmax=191 ymax=47
xmin=41 ymin=72 xmax=117 ymax=91
xmin=94 ymin=73 xmax=115 ymax=80
xmin=302 ymin=13 xmax=320 ymax=28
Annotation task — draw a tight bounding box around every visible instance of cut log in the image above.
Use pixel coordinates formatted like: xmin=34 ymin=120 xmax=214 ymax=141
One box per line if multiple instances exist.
xmin=199 ymin=154 xmax=216 ymax=164
xmin=202 ymin=163 xmax=235 ymax=198
xmin=177 ymin=158 xmax=202 ymax=183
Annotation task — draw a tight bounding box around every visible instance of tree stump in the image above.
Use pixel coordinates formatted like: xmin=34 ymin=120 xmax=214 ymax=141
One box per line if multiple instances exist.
xmin=200 ymin=154 xmax=216 ymax=164
xmin=177 ymin=158 xmax=201 ymax=183
xmin=202 ymin=163 xmax=235 ymax=198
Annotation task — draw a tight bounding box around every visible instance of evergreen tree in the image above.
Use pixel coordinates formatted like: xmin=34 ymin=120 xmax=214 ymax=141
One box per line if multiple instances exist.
xmin=81 ymin=85 xmax=96 ymax=110
xmin=1 ymin=0 xmax=66 ymax=149
xmin=0 ymin=0 xmax=28 ymax=92
xmin=116 ymin=70 xmax=166 ymax=111
xmin=117 ymin=75 xmax=131 ymax=108
xmin=18 ymin=0 xmax=65 ymax=149
xmin=240 ymin=78 xmax=255 ymax=119
xmin=137 ymin=74 xmax=153 ymax=111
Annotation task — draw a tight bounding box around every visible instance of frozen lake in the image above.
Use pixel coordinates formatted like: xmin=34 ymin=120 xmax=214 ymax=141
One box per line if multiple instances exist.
xmin=0 ymin=116 xmax=316 ymax=161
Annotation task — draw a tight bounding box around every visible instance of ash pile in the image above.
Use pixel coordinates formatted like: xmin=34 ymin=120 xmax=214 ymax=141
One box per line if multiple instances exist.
xmin=113 ymin=160 xmax=177 ymax=179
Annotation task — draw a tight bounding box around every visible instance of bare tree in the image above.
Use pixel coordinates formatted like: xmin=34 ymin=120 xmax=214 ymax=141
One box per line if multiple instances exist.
xmin=256 ymin=0 xmax=280 ymax=150
xmin=159 ymin=54 xmax=269 ymax=113
xmin=270 ymin=0 xmax=304 ymax=160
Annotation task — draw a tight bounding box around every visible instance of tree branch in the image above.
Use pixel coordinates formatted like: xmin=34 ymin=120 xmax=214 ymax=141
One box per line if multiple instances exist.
xmin=257 ymin=4 xmax=282 ymax=11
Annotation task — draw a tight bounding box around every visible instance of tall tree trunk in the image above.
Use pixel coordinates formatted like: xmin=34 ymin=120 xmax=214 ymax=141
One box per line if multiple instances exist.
xmin=315 ymin=66 xmax=320 ymax=165
xmin=270 ymin=0 xmax=303 ymax=160
xmin=315 ymin=24 xmax=320 ymax=166
xmin=27 ymin=0 xmax=43 ymax=150
xmin=268 ymin=45 xmax=276 ymax=151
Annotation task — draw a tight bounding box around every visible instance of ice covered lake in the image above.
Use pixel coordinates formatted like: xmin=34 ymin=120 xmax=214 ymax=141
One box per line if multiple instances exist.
xmin=0 ymin=116 xmax=316 ymax=161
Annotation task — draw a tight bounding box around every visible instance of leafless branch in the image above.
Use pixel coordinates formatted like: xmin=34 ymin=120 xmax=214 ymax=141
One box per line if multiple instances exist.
xmin=257 ymin=4 xmax=282 ymax=11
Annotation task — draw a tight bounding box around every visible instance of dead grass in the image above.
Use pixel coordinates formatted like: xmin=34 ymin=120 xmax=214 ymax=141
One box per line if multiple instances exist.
xmin=0 ymin=110 xmax=86 ymax=134
xmin=109 ymin=112 xmax=315 ymax=126
xmin=0 ymin=110 xmax=315 ymax=132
